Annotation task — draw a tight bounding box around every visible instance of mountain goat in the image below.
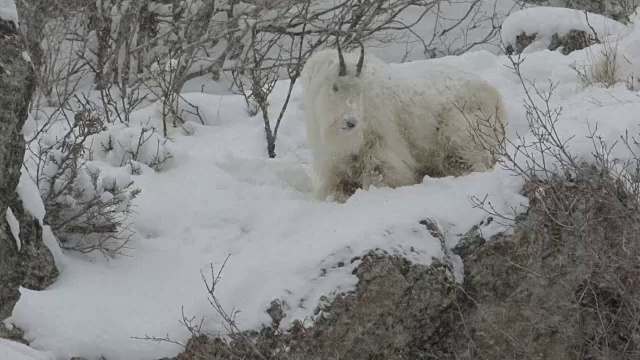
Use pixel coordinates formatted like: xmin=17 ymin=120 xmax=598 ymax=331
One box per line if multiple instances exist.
xmin=301 ymin=43 xmax=507 ymax=203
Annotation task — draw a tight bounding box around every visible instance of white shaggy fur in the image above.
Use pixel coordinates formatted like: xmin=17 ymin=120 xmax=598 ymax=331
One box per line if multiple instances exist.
xmin=301 ymin=48 xmax=508 ymax=203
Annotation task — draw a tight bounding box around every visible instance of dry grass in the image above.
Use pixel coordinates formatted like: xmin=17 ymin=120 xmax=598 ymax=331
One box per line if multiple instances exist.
xmin=571 ymin=39 xmax=630 ymax=89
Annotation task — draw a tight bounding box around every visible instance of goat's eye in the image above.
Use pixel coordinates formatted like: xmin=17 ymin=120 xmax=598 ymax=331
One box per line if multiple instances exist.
xmin=332 ymin=84 xmax=339 ymax=92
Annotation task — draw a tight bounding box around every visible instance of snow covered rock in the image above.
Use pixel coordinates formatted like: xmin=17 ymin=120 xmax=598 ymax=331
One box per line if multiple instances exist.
xmin=0 ymin=2 xmax=58 ymax=321
xmin=509 ymin=29 xmax=594 ymax=55
xmin=521 ymin=0 xmax=639 ymax=22
xmin=502 ymin=6 xmax=628 ymax=55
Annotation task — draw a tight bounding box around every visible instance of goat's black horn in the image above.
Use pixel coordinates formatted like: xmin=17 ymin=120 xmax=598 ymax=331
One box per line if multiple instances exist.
xmin=336 ymin=35 xmax=347 ymax=77
xmin=356 ymin=41 xmax=365 ymax=77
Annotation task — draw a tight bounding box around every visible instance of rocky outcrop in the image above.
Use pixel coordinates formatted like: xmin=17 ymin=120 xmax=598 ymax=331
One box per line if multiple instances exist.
xmin=0 ymin=12 xmax=58 ymax=321
xmin=169 ymin=166 xmax=640 ymax=359
xmin=455 ymin=168 xmax=640 ymax=359
xmin=307 ymin=255 xmax=465 ymax=359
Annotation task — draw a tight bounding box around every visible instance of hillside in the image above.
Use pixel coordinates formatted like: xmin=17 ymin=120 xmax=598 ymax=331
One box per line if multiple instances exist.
xmin=3 ymin=1 xmax=640 ymax=359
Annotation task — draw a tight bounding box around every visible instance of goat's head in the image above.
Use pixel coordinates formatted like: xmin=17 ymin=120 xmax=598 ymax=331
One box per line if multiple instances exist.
xmin=312 ymin=38 xmax=367 ymax=150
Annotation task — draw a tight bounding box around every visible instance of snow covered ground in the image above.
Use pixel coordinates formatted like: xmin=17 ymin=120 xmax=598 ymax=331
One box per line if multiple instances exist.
xmin=6 ymin=5 xmax=640 ymax=360
xmin=9 ymin=55 xmax=528 ymax=359
xmin=0 ymin=339 xmax=55 ymax=360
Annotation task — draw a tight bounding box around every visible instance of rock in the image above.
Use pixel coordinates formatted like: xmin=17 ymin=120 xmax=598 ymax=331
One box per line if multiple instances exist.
xmin=0 ymin=231 xmax=23 ymax=321
xmin=0 ymin=11 xmax=58 ymax=321
xmin=14 ymin=199 xmax=58 ymax=291
xmin=505 ymin=32 xmax=538 ymax=55
xmin=169 ymin=251 xmax=468 ymax=360
xmin=549 ymin=29 xmax=593 ymax=54
xmin=302 ymin=253 xmax=465 ymax=360
xmin=505 ymin=29 xmax=595 ymax=55
xmin=0 ymin=322 xmax=27 ymax=345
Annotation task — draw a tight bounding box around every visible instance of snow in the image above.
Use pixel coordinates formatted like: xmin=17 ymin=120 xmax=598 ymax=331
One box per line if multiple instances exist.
xmin=10 ymin=4 xmax=640 ymax=360
xmin=501 ymin=6 xmax=629 ymax=51
xmin=21 ymin=51 xmax=31 ymax=64
xmin=17 ymin=172 xmax=47 ymax=224
xmin=6 ymin=207 xmax=20 ymax=251
xmin=0 ymin=0 xmax=17 ymax=24
xmin=11 ymin=76 xmax=528 ymax=358
xmin=0 ymin=339 xmax=55 ymax=360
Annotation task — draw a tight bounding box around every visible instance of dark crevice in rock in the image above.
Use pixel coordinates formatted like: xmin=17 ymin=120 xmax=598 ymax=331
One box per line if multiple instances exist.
xmin=505 ymin=32 xmax=538 ymax=55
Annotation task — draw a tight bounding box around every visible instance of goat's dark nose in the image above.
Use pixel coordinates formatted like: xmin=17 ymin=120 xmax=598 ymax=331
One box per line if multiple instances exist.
xmin=345 ymin=118 xmax=357 ymax=130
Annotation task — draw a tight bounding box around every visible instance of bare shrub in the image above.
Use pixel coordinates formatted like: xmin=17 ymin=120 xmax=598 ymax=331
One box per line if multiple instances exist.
xmin=418 ymin=0 xmax=508 ymax=59
xmin=24 ymin=105 xmax=141 ymax=257
xmin=18 ymin=0 xmax=513 ymax=159
xmin=113 ymin=126 xmax=173 ymax=174
xmin=134 ymin=255 xmax=273 ymax=359
xmin=139 ymin=0 xmax=447 ymax=156
xmin=228 ymin=0 xmax=511 ymax=157
xmin=146 ymin=56 xmax=195 ymax=137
